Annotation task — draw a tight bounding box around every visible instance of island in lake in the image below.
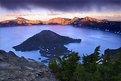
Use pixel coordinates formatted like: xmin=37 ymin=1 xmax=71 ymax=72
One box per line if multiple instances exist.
xmin=13 ymin=30 xmax=81 ymax=58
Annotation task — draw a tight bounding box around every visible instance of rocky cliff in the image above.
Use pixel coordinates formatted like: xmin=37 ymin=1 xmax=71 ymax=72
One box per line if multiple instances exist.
xmin=0 ymin=50 xmax=58 ymax=81
xmin=72 ymin=17 xmax=121 ymax=33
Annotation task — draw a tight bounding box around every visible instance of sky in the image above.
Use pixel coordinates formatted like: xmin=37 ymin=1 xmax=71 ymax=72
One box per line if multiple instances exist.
xmin=0 ymin=0 xmax=121 ymax=21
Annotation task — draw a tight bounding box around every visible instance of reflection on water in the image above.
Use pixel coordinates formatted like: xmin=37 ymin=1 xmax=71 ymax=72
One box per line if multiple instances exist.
xmin=0 ymin=25 xmax=121 ymax=63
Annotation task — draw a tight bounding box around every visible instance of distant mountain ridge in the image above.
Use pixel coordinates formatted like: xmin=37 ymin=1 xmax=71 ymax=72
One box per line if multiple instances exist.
xmin=0 ymin=17 xmax=42 ymax=26
xmin=0 ymin=17 xmax=121 ymax=33
xmin=0 ymin=16 xmax=106 ymax=25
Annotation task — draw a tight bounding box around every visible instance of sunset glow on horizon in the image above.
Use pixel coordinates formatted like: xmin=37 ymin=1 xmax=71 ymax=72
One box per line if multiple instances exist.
xmin=0 ymin=0 xmax=121 ymax=21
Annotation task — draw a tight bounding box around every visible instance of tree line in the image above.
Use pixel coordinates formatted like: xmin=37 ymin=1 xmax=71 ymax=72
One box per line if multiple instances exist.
xmin=49 ymin=46 xmax=121 ymax=81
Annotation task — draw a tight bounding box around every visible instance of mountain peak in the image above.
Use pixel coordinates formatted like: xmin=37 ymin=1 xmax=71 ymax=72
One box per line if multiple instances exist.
xmin=81 ymin=16 xmax=104 ymax=22
xmin=72 ymin=17 xmax=80 ymax=20
xmin=69 ymin=17 xmax=80 ymax=24
xmin=39 ymin=30 xmax=59 ymax=37
xmin=16 ymin=17 xmax=27 ymax=21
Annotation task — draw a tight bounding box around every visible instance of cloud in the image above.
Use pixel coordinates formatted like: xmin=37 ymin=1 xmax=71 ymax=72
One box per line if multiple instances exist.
xmin=0 ymin=0 xmax=120 ymax=12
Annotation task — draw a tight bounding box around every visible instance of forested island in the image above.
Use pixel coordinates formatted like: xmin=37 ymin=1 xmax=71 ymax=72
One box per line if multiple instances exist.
xmin=13 ymin=30 xmax=81 ymax=58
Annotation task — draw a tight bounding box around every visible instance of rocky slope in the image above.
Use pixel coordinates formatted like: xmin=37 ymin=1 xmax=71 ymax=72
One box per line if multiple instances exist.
xmin=13 ymin=30 xmax=81 ymax=58
xmin=72 ymin=17 xmax=121 ymax=33
xmin=0 ymin=50 xmax=58 ymax=81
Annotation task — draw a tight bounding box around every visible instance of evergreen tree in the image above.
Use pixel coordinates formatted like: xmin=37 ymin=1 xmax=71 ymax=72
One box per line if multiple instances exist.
xmin=49 ymin=46 xmax=121 ymax=81
xmin=49 ymin=52 xmax=80 ymax=81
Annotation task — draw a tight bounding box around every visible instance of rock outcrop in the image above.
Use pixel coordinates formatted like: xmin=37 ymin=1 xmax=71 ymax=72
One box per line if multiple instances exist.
xmin=0 ymin=50 xmax=58 ymax=81
xmin=104 ymin=47 xmax=121 ymax=61
xmin=13 ymin=30 xmax=81 ymax=58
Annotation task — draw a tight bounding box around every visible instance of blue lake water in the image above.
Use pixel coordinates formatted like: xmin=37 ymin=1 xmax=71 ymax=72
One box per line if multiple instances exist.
xmin=0 ymin=25 xmax=121 ymax=62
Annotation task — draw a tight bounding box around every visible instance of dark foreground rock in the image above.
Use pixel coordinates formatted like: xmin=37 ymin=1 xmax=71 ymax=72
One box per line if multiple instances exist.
xmin=0 ymin=50 xmax=58 ymax=81
xmin=104 ymin=47 xmax=121 ymax=61
xmin=13 ymin=30 xmax=81 ymax=58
